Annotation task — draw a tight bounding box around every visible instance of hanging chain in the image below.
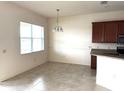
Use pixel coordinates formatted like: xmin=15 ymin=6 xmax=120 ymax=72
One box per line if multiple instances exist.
xmin=56 ymin=9 xmax=59 ymax=26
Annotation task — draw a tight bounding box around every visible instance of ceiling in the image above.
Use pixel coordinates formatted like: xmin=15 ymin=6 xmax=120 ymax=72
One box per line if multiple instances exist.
xmin=13 ymin=1 xmax=124 ymax=18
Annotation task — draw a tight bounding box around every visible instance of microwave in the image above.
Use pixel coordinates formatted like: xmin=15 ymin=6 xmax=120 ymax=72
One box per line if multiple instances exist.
xmin=118 ymin=35 xmax=124 ymax=44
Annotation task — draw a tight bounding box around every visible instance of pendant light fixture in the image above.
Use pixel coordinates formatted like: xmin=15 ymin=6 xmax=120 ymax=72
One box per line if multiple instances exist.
xmin=53 ymin=9 xmax=63 ymax=32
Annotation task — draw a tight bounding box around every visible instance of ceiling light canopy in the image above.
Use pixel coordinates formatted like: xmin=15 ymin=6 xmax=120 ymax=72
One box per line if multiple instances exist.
xmin=101 ymin=1 xmax=108 ymax=5
xmin=100 ymin=1 xmax=108 ymax=7
xmin=53 ymin=9 xmax=63 ymax=32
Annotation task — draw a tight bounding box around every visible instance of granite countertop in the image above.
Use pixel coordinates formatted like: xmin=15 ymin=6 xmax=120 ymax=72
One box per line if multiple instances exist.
xmin=91 ymin=49 xmax=124 ymax=59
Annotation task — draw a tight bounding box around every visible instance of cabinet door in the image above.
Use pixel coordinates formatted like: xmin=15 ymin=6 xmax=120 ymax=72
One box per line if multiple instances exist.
xmin=104 ymin=22 xmax=118 ymax=43
xmin=118 ymin=21 xmax=124 ymax=35
xmin=92 ymin=23 xmax=104 ymax=43
xmin=91 ymin=55 xmax=96 ymax=69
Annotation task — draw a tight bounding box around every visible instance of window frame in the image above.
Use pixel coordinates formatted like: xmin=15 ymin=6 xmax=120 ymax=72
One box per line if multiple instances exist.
xmin=20 ymin=21 xmax=44 ymax=54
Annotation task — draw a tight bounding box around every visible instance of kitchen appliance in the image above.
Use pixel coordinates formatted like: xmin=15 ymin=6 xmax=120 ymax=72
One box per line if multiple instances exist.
xmin=117 ymin=35 xmax=124 ymax=54
xmin=118 ymin=35 xmax=124 ymax=44
xmin=117 ymin=47 xmax=124 ymax=54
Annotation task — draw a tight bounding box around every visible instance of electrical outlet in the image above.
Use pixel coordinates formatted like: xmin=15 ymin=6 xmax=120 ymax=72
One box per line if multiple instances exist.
xmin=97 ymin=46 xmax=99 ymax=49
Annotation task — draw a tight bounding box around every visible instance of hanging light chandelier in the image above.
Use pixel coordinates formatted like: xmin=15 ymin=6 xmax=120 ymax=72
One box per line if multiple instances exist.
xmin=53 ymin=9 xmax=63 ymax=32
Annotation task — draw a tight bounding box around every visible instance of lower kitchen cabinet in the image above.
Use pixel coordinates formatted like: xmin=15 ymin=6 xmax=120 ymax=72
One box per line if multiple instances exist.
xmin=91 ymin=55 xmax=96 ymax=69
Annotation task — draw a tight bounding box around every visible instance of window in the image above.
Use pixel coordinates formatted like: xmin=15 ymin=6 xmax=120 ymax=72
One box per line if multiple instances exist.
xmin=20 ymin=22 xmax=44 ymax=54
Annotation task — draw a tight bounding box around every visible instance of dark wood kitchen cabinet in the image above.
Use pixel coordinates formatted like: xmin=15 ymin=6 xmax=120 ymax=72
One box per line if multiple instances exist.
xmin=92 ymin=22 xmax=104 ymax=43
xmin=92 ymin=21 xmax=118 ymax=43
xmin=104 ymin=22 xmax=118 ymax=43
xmin=118 ymin=21 xmax=124 ymax=35
xmin=91 ymin=55 xmax=96 ymax=69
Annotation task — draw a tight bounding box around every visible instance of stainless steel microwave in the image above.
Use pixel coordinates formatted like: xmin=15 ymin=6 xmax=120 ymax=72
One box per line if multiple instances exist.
xmin=118 ymin=35 xmax=124 ymax=44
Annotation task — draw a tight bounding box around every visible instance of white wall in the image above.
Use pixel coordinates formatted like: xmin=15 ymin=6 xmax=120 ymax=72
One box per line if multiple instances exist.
xmin=48 ymin=10 xmax=124 ymax=66
xmin=0 ymin=2 xmax=48 ymax=81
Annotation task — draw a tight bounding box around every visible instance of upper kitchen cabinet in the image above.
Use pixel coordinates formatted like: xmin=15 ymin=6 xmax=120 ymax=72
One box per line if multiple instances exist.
xmin=92 ymin=21 xmax=119 ymax=43
xmin=104 ymin=22 xmax=118 ymax=43
xmin=118 ymin=21 xmax=124 ymax=35
xmin=92 ymin=22 xmax=104 ymax=43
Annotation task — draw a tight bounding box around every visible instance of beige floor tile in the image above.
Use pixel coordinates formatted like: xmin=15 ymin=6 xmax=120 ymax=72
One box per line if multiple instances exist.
xmin=0 ymin=62 xmax=109 ymax=91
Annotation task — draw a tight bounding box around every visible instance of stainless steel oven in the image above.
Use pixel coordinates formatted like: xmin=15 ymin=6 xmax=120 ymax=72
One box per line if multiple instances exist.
xmin=117 ymin=35 xmax=124 ymax=54
xmin=117 ymin=47 xmax=124 ymax=54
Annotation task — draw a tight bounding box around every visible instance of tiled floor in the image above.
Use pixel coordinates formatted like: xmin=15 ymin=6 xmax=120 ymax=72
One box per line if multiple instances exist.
xmin=0 ymin=62 xmax=109 ymax=91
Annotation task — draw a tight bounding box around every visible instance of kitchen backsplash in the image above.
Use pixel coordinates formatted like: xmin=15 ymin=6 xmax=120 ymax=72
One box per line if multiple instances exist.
xmin=91 ymin=43 xmax=117 ymax=50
